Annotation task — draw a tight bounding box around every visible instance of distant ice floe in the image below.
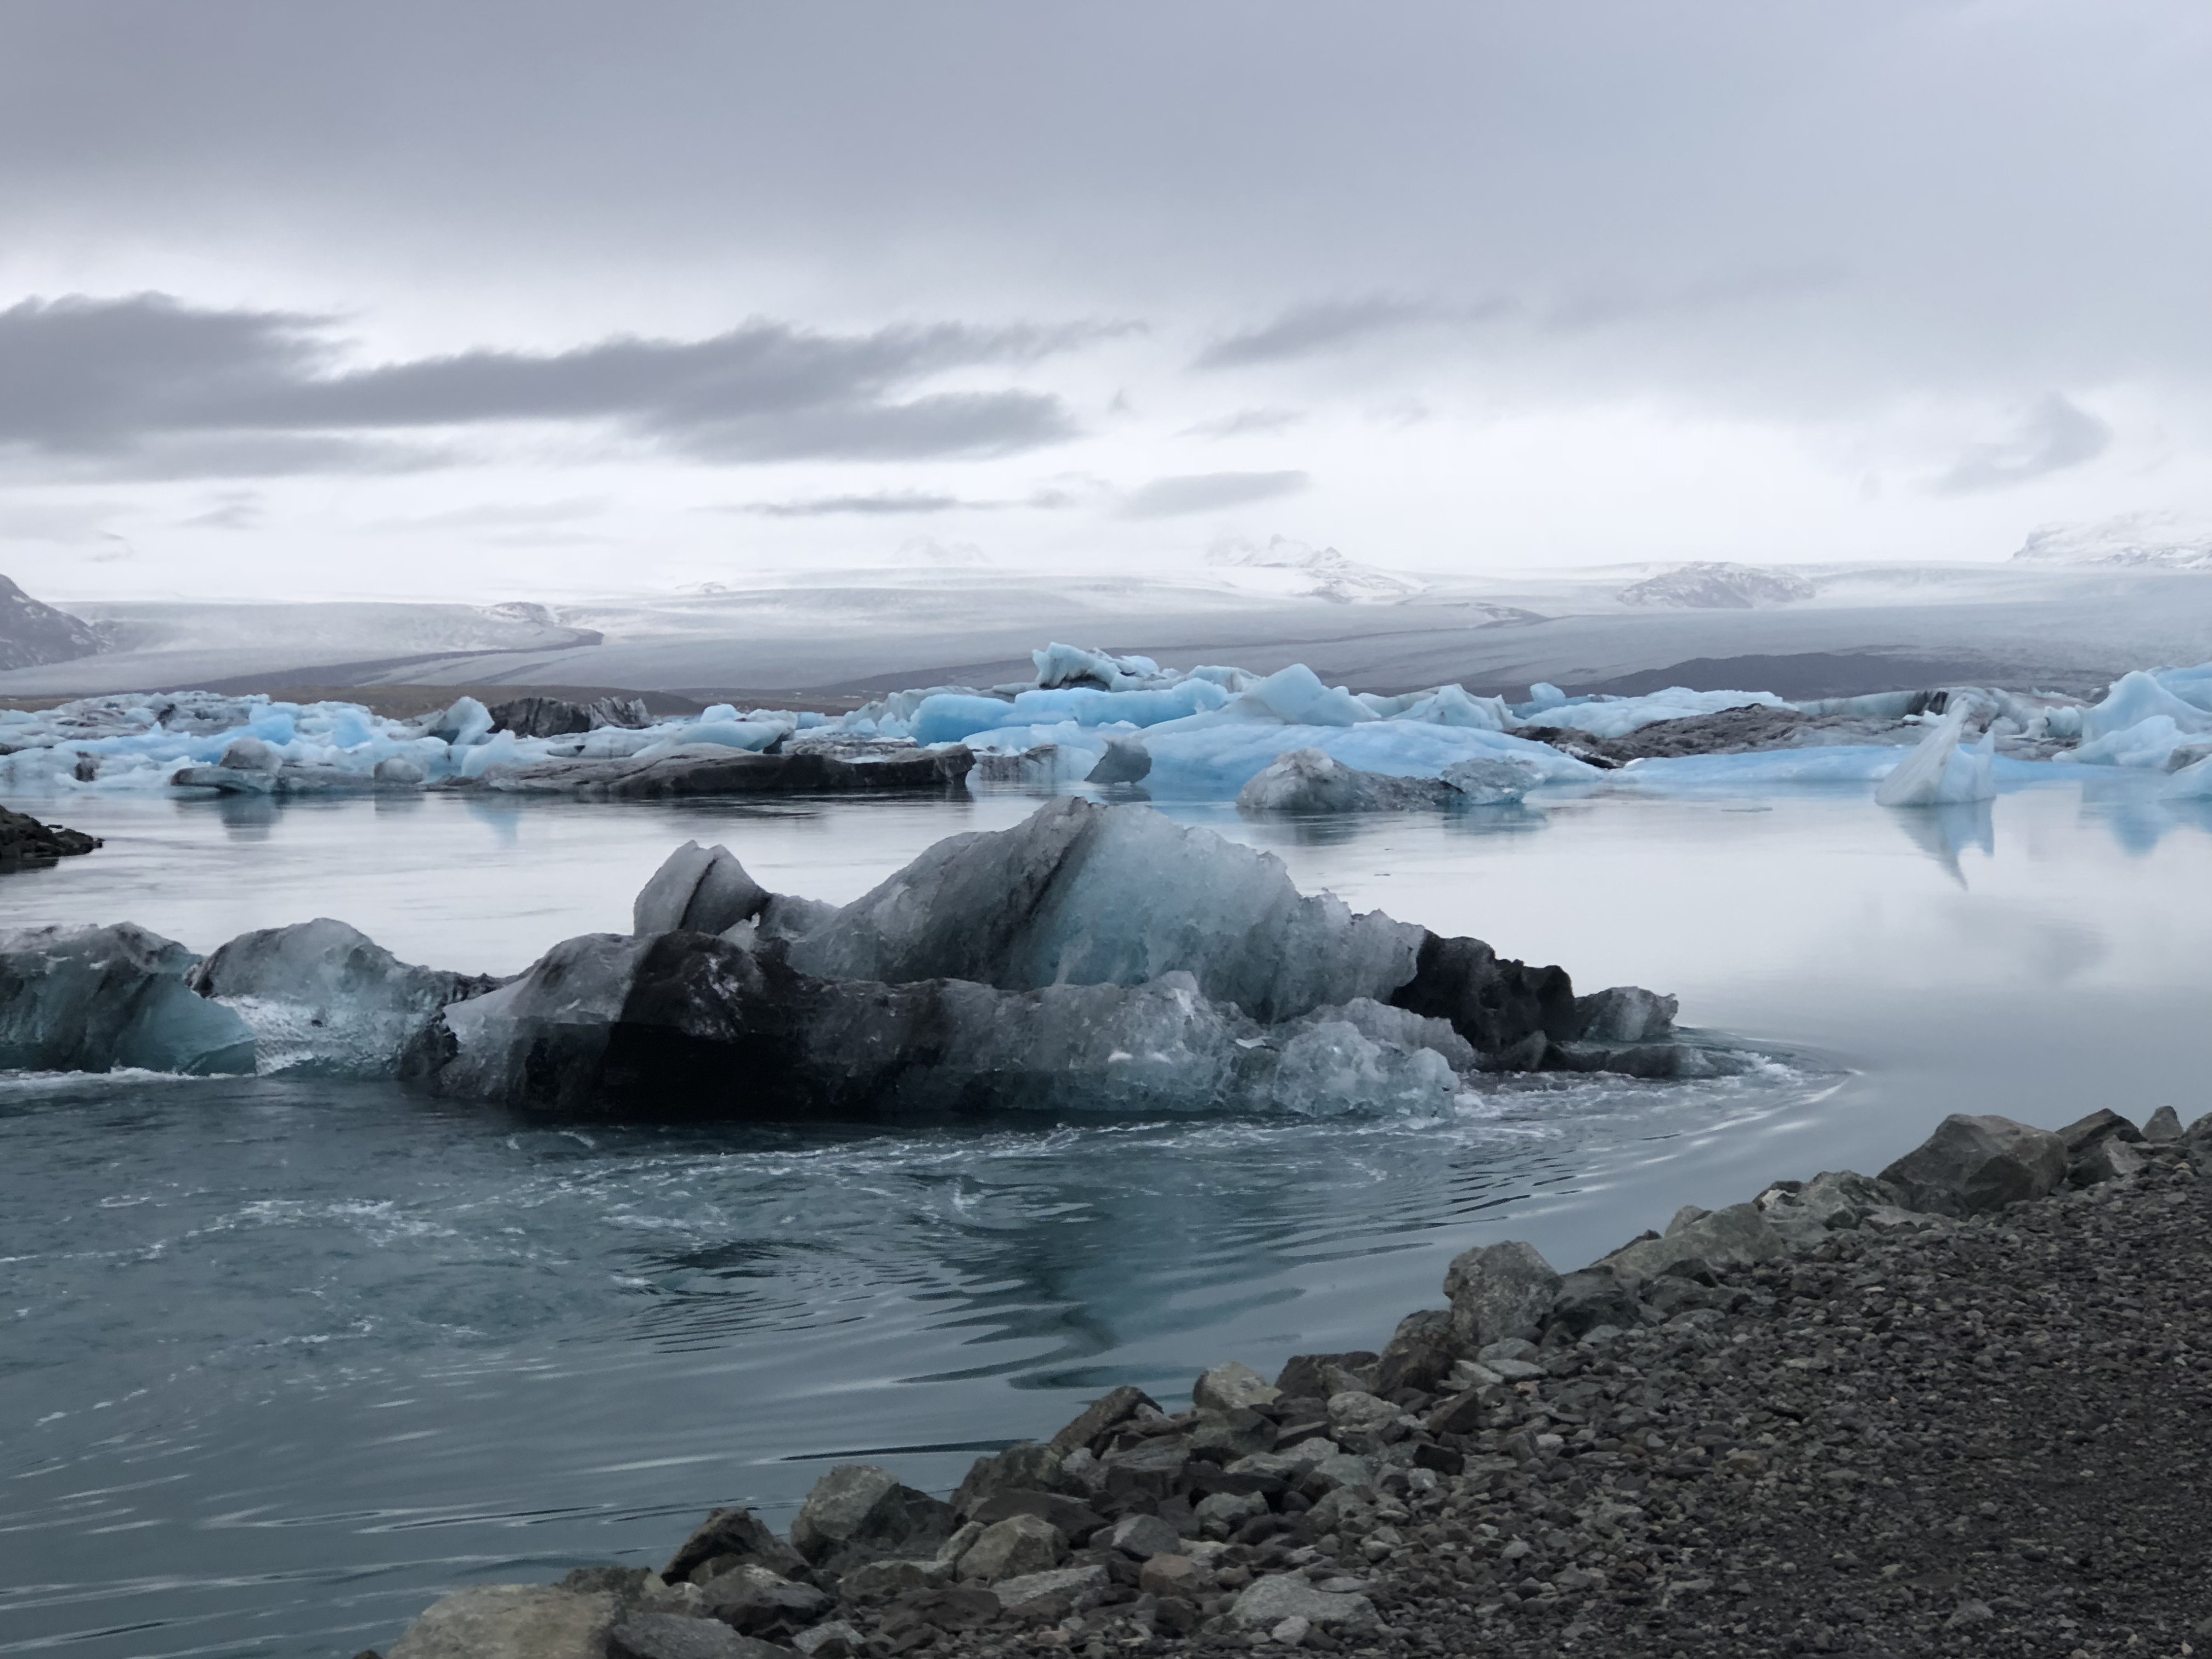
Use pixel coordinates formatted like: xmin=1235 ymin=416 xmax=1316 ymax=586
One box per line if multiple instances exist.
xmin=4 ymin=639 xmax=2212 ymax=807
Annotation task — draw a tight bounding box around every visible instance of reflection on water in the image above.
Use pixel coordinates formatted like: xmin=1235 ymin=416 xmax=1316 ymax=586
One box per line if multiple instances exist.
xmin=3 ymin=772 xmax=2211 ymax=1658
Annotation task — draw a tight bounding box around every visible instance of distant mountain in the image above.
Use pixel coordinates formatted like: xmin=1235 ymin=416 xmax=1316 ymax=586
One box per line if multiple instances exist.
xmin=0 ymin=575 xmax=103 ymax=672
xmin=1620 ymin=562 xmax=1817 ymax=610
xmin=1207 ymin=536 xmax=1424 ymax=602
xmin=2013 ymin=514 xmax=2212 ymax=572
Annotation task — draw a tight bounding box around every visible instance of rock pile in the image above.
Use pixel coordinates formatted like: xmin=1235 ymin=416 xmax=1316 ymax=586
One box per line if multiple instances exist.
xmin=373 ymin=1107 xmax=2212 ymax=1659
xmin=0 ymin=802 xmax=100 ymax=867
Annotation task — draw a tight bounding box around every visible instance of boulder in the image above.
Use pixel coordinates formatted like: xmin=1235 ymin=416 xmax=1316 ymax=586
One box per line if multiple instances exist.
xmin=1374 ymin=1307 xmax=1463 ymax=1394
xmin=1190 ymin=1406 xmax=1278 ymax=1464
xmin=963 ymin=1489 xmax=1104 ymax=1544
xmin=0 ymin=803 xmax=100 ymax=867
xmin=955 ymin=1514 xmax=1067 ymax=1582
xmin=607 ymin=1611 xmax=798 ymax=1659
xmin=1878 ymin=1114 xmax=2069 ymax=1217
xmin=1047 ymin=1385 xmax=1158 ymax=1456
xmin=1229 ymin=1574 xmax=1381 ymax=1634
xmin=2143 ymin=1105 xmax=2185 ymax=1143
xmin=2056 ymin=1108 xmax=2142 ymax=1153
xmin=2072 ymin=1135 xmax=2149 ymax=1186
xmin=989 ymin=1564 xmax=1110 ymax=1614
xmin=1547 ymin=1265 xmax=1641 ymax=1338
xmin=663 ymin=1508 xmax=809 ymax=1584
xmin=950 ymin=1442 xmax=1073 ymax=1517
xmin=789 ymin=1465 xmax=955 ymax=1575
xmin=388 ymin=1585 xmax=618 ymax=1659
xmin=1192 ymin=1360 xmax=1280 ymax=1414
xmin=1104 ymin=1513 xmax=1183 ymax=1559
xmin=1442 ymin=1240 xmax=1562 ymax=1348
xmin=1608 ymin=1203 xmax=1788 ymax=1283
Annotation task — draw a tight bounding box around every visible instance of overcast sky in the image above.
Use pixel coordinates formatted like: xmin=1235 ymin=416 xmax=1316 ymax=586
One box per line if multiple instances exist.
xmin=2 ymin=1 xmax=2209 ymax=601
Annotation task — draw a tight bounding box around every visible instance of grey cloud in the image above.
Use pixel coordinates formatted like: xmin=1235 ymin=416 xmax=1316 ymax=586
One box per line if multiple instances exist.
xmin=737 ymin=485 xmax=1088 ymax=517
xmin=0 ymin=294 xmax=1110 ymax=473
xmin=1119 ymin=470 xmax=1308 ymax=518
xmin=1181 ymin=407 xmax=1306 ymax=439
xmin=1194 ymin=298 xmax=1446 ymax=370
xmin=1934 ymin=396 xmax=2112 ymax=494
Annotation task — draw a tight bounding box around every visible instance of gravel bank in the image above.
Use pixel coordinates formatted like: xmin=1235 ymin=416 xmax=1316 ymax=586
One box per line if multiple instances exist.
xmin=378 ymin=1109 xmax=2212 ymax=1659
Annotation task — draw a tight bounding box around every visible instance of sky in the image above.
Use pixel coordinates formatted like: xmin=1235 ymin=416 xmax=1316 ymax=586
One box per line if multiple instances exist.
xmin=2 ymin=1 xmax=2209 ymax=602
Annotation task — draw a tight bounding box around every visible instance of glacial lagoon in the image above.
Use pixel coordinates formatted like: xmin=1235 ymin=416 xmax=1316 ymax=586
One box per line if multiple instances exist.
xmin=3 ymin=776 xmax=2209 ymax=1657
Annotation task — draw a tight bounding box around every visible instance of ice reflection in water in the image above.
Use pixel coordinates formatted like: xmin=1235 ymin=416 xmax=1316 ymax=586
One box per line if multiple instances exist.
xmin=3 ymin=774 xmax=2210 ymax=1658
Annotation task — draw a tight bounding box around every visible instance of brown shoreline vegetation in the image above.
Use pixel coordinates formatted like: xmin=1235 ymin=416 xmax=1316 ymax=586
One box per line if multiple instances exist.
xmin=374 ymin=1108 xmax=2212 ymax=1659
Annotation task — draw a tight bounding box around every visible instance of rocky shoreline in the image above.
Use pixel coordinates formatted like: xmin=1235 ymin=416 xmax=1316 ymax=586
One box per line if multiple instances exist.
xmin=371 ymin=1107 xmax=2212 ymax=1659
xmin=0 ymin=802 xmax=99 ymax=868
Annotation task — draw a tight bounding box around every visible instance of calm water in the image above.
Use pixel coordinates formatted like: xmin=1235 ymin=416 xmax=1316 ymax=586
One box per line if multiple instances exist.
xmin=3 ymin=776 xmax=2209 ymax=1658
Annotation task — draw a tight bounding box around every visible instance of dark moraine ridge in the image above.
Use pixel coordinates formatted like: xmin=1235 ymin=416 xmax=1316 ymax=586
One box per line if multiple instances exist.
xmin=373 ymin=1108 xmax=2212 ymax=1659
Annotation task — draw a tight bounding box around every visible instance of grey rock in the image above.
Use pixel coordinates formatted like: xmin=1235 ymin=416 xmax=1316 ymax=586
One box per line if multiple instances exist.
xmin=2144 ymin=1105 xmax=2185 ymax=1143
xmin=791 ymin=1621 xmax=862 ymax=1657
xmin=1047 ymin=1385 xmax=1159 ymax=1455
xmin=1299 ymin=1451 xmax=1376 ymax=1498
xmin=1547 ymin=1264 xmax=1640 ymax=1338
xmin=1105 ymin=1514 xmax=1184 ymax=1559
xmin=1610 ymin=1203 xmax=1787 ymax=1283
xmin=2056 ymin=1108 xmax=2143 ymax=1152
xmin=964 ymin=1489 xmax=1105 ymax=1543
xmin=1878 ymin=1113 xmax=2069 ymax=1216
xmin=662 ymin=1508 xmax=808 ymax=1584
xmin=950 ymin=1441 xmax=1071 ymax=1517
xmin=1192 ymin=1360 xmax=1280 ymax=1413
xmin=387 ymin=1586 xmax=618 ymax=1659
xmin=989 ymin=1564 xmax=1110 ymax=1612
xmin=1443 ymin=1239 xmax=1562 ymax=1347
xmin=634 ymin=842 xmax=771 ymax=936
xmin=1793 ymin=1169 xmax=1899 ymax=1230
xmin=2073 ymin=1136 xmax=2149 ymax=1186
xmin=832 ymin=1558 xmax=952 ymax=1602
xmin=1325 ymin=1391 xmax=1401 ymax=1438
xmin=1373 ymin=1307 xmax=1462 ymax=1393
xmin=956 ymin=1514 xmax=1067 ymax=1582
xmin=1192 ymin=1406 xmax=1278 ymax=1464
xmin=608 ymin=1611 xmax=798 ymax=1659
xmin=1194 ymin=1489 xmax=1267 ymax=1534
xmin=1228 ymin=1574 xmax=1381 ymax=1634
xmin=789 ymin=1465 xmax=955 ymax=1574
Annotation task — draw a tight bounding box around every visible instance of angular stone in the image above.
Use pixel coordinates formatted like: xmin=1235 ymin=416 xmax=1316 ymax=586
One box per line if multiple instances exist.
xmin=1325 ymin=1391 xmax=1401 ymax=1438
xmin=956 ymin=1513 xmax=1068 ymax=1582
xmin=1373 ymin=1308 xmax=1462 ymax=1395
xmin=388 ymin=1586 xmax=619 ymax=1659
xmin=2144 ymin=1105 xmax=2185 ymax=1143
xmin=950 ymin=1441 xmax=1070 ymax=1517
xmin=789 ymin=1465 xmax=955 ymax=1574
xmin=1547 ymin=1265 xmax=1640 ymax=1338
xmin=1609 ymin=1203 xmax=1787 ymax=1283
xmin=989 ymin=1564 xmax=1110 ymax=1612
xmin=1272 ymin=1353 xmax=1378 ymax=1398
xmin=2073 ymin=1135 xmax=2150 ymax=1186
xmin=1229 ymin=1574 xmax=1381 ymax=1634
xmin=1047 ymin=1385 xmax=1158 ymax=1455
xmin=1792 ymin=1170 xmax=1900 ymax=1230
xmin=698 ymin=1570 xmax=827 ymax=1634
xmin=1192 ymin=1406 xmax=1278 ymax=1465
xmin=663 ymin=1510 xmax=807 ymax=1588
xmin=1138 ymin=1554 xmax=1204 ymax=1596
xmin=966 ymin=1488 xmax=1104 ymax=1543
xmin=1443 ymin=1240 xmax=1562 ymax=1347
xmin=1299 ymin=1452 xmax=1376 ymax=1498
xmin=791 ymin=1621 xmax=862 ymax=1657
xmin=1105 ymin=1513 xmax=1183 ymax=1559
xmin=1193 ymin=1360 xmax=1280 ymax=1414
xmin=1194 ymin=1489 xmax=1267 ymax=1533
xmin=832 ymin=1559 xmax=952 ymax=1603
xmin=607 ymin=1612 xmax=798 ymax=1659
xmin=1878 ymin=1114 xmax=2069 ymax=1217
xmin=1425 ymin=1389 xmax=1490 ymax=1437
xmin=2056 ymin=1108 xmax=2143 ymax=1153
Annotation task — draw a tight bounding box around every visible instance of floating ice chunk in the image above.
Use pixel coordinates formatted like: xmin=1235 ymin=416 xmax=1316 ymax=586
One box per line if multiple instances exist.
xmin=1441 ymin=756 xmax=1544 ymax=804
xmin=633 ymin=842 xmax=771 ymax=935
xmin=414 ymin=696 xmax=494 ymax=748
xmin=2069 ymin=713 xmax=2208 ymax=768
xmin=1032 ymin=642 xmax=1166 ymax=691
xmin=190 ymin=918 xmax=494 ymax=1076
xmin=1236 ymin=748 xmax=1451 ymax=814
xmin=2162 ymin=753 xmax=2212 ymax=799
xmin=0 ymin=923 xmax=255 ymax=1074
xmin=1572 ymin=985 xmax=1678 ymax=1043
xmin=1216 ymin=664 xmax=1375 ymax=727
xmin=1875 ymin=704 xmax=1996 ymax=806
xmin=1516 ymin=686 xmax=1793 ymax=740
xmin=786 ymin=798 xmax=1425 ymax=1024
xmin=2080 ymin=669 xmax=2212 ymax=743
xmin=1136 ymin=720 xmax=1587 ymax=799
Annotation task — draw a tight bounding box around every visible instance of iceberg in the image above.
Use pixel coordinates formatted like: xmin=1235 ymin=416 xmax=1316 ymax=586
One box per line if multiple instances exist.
xmin=0 ymin=923 xmax=255 ymax=1074
xmin=1874 ymin=704 xmax=1997 ymax=808
xmin=632 ymin=842 xmax=771 ymax=936
xmin=1237 ymin=749 xmax=1457 ymax=814
xmin=190 ymin=918 xmax=499 ymax=1076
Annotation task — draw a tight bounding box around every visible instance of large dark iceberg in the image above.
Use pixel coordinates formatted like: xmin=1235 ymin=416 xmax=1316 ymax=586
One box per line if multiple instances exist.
xmin=0 ymin=800 xmax=1729 ymax=1115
